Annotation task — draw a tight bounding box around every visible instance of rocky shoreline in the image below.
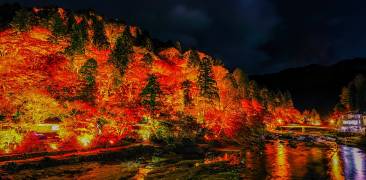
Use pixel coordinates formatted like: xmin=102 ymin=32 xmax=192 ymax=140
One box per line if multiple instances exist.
xmin=266 ymin=131 xmax=366 ymax=149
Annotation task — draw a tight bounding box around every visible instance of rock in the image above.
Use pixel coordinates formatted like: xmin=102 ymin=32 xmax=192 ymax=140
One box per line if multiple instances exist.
xmin=288 ymin=141 xmax=297 ymax=148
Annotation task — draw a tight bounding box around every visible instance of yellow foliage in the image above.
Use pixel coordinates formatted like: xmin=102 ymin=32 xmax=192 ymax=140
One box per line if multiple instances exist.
xmin=0 ymin=129 xmax=23 ymax=152
xmin=13 ymin=92 xmax=62 ymax=124
xmin=29 ymin=27 xmax=51 ymax=41
xmin=78 ymin=133 xmax=94 ymax=147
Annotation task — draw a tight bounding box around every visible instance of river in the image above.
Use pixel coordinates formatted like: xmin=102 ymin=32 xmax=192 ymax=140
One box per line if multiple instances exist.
xmin=246 ymin=140 xmax=366 ymax=179
xmin=2 ymin=140 xmax=366 ymax=179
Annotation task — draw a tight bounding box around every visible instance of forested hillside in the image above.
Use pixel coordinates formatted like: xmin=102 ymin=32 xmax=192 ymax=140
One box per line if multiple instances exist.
xmin=0 ymin=7 xmax=300 ymax=153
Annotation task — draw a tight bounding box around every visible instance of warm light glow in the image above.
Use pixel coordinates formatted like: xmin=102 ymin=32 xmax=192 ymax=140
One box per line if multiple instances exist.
xmin=330 ymin=119 xmax=335 ymax=125
xmin=50 ymin=143 xmax=58 ymax=150
xmin=277 ymin=119 xmax=283 ymax=124
xmin=78 ymin=134 xmax=93 ymax=148
xmin=330 ymin=150 xmax=343 ymax=180
xmin=275 ymin=142 xmax=290 ymax=179
xmin=109 ymin=140 xmax=114 ymax=145
xmin=51 ymin=125 xmax=60 ymax=131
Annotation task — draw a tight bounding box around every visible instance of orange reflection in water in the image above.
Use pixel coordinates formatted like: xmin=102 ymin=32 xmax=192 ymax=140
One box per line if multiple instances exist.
xmin=265 ymin=141 xmax=290 ymax=179
xmin=275 ymin=142 xmax=290 ymax=179
xmin=330 ymin=150 xmax=344 ymax=180
xmin=204 ymin=153 xmax=241 ymax=165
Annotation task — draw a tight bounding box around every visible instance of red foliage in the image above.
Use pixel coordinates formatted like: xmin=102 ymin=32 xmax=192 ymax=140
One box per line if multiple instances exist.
xmin=16 ymin=132 xmax=46 ymax=153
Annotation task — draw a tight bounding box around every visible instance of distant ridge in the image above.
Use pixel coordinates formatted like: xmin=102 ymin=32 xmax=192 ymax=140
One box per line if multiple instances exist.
xmin=251 ymin=58 xmax=366 ymax=116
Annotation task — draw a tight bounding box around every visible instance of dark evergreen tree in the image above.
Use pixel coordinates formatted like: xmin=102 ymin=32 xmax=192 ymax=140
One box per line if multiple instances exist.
xmin=66 ymin=17 xmax=88 ymax=55
xmin=92 ymin=16 xmax=109 ymax=49
xmin=259 ymin=88 xmax=270 ymax=108
xmin=137 ymin=32 xmax=153 ymax=51
xmin=198 ymin=57 xmax=219 ymax=100
xmin=283 ymin=90 xmax=294 ymax=107
xmin=140 ymin=75 xmax=162 ymax=111
xmin=80 ymin=58 xmax=98 ymax=103
xmin=211 ymin=57 xmax=223 ymax=66
xmin=109 ymin=27 xmax=133 ymax=76
xmin=143 ymin=53 xmax=153 ymax=65
xmin=248 ymin=80 xmax=259 ymax=100
xmin=182 ymin=80 xmax=193 ymax=106
xmin=353 ymin=74 xmax=366 ymax=111
xmin=188 ymin=50 xmax=200 ymax=67
xmin=334 ymin=103 xmax=346 ymax=112
xmin=144 ymin=35 xmax=153 ymax=51
xmin=174 ymin=41 xmax=182 ymax=52
xmin=51 ymin=11 xmax=67 ymax=37
xmin=10 ymin=9 xmax=32 ymax=32
xmin=66 ymin=12 xmax=76 ymax=33
xmin=232 ymin=68 xmax=249 ymax=98
xmin=340 ymin=86 xmax=351 ymax=110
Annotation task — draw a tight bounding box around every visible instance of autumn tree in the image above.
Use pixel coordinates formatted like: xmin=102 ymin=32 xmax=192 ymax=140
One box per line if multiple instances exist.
xmin=310 ymin=109 xmax=321 ymax=124
xmin=80 ymin=58 xmax=98 ymax=103
xmin=10 ymin=9 xmax=33 ymax=32
xmin=92 ymin=16 xmax=109 ymax=49
xmin=140 ymin=75 xmax=162 ymax=112
xmin=13 ymin=92 xmax=62 ymax=124
xmin=198 ymin=57 xmax=219 ymax=100
xmin=109 ymin=27 xmax=133 ymax=76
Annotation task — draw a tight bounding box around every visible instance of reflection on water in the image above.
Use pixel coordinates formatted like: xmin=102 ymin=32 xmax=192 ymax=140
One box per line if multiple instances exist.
xmin=330 ymin=148 xmax=343 ymax=180
xmin=252 ymin=140 xmax=366 ymax=180
xmin=4 ymin=140 xmax=366 ymax=179
xmin=273 ymin=142 xmax=290 ymax=179
xmin=342 ymin=146 xmax=366 ymax=180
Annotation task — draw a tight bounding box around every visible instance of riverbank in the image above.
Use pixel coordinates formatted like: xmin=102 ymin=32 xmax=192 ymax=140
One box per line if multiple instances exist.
xmin=1 ymin=131 xmax=366 ymax=179
xmin=267 ymin=130 xmax=366 ymax=149
xmin=0 ymin=142 xmax=246 ymax=179
xmin=3 ymin=138 xmax=364 ymax=179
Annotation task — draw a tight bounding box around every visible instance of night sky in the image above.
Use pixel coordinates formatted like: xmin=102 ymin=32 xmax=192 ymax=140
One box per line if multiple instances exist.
xmin=2 ymin=0 xmax=366 ymax=74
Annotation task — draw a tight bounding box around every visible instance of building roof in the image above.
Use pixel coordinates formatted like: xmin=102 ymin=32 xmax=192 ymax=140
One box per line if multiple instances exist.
xmin=43 ymin=117 xmax=62 ymax=124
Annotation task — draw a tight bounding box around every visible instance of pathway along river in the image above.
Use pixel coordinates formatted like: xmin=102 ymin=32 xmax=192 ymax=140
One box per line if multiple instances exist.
xmin=2 ymin=140 xmax=366 ymax=179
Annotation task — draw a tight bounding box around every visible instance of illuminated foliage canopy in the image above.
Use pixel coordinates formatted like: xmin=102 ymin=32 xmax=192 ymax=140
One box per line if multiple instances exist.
xmin=0 ymin=7 xmax=304 ymax=154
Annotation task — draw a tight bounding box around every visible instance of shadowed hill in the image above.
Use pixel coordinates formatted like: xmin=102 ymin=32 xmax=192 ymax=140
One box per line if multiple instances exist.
xmin=251 ymin=58 xmax=366 ymax=116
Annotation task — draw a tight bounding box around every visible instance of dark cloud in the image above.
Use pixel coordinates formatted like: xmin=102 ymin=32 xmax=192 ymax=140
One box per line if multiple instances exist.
xmin=1 ymin=0 xmax=366 ymax=74
xmin=169 ymin=4 xmax=212 ymax=31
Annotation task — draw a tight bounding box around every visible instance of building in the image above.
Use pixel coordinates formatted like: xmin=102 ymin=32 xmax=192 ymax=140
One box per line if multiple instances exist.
xmin=339 ymin=112 xmax=366 ymax=133
xmin=32 ymin=117 xmax=62 ymax=133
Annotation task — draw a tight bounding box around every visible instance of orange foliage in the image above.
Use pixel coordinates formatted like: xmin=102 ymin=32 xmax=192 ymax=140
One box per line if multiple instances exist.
xmin=0 ymin=8 xmax=303 ymax=154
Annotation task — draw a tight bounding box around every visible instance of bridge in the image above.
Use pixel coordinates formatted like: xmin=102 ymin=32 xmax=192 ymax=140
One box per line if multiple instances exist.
xmin=277 ymin=125 xmax=336 ymax=133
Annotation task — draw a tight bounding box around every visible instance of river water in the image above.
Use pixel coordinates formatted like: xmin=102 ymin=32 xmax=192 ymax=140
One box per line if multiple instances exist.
xmin=245 ymin=140 xmax=366 ymax=179
xmin=3 ymin=140 xmax=366 ymax=179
